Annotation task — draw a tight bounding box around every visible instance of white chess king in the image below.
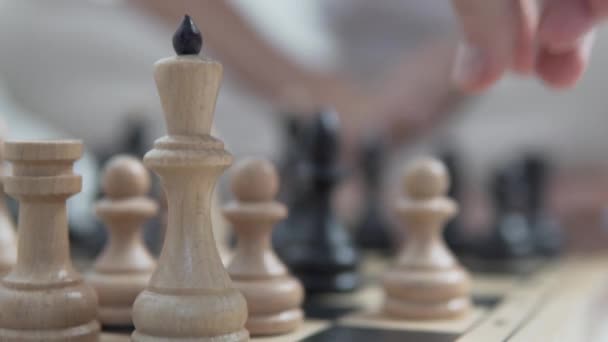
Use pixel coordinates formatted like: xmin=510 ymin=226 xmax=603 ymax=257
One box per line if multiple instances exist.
xmin=131 ymin=15 xmax=249 ymax=341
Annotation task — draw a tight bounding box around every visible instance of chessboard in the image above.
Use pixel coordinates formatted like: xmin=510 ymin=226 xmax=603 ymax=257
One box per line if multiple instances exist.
xmin=98 ymin=253 xmax=608 ymax=342
xmin=2 ymin=14 xmax=607 ymax=342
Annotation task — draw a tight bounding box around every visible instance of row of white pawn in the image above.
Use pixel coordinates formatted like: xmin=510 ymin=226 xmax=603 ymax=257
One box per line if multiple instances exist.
xmin=86 ymin=155 xmax=304 ymax=335
xmin=0 ymin=152 xmax=471 ymax=336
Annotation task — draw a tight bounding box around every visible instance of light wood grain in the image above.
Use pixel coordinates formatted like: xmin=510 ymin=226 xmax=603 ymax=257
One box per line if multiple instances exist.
xmin=252 ymin=320 xmax=328 ymax=342
xmin=383 ymin=157 xmax=471 ymax=319
xmin=225 ymin=158 xmax=304 ymax=336
xmin=86 ymin=155 xmax=157 ymax=326
xmin=509 ymin=258 xmax=608 ymax=342
xmin=101 ymin=320 xmax=327 ymax=342
xmin=457 ymin=265 xmax=558 ymax=341
xmin=341 ymin=308 xmax=485 ymax=334
xmin=130 ymin=42 xmax=248 ymax=341
xmin=99 ymin=255 xmax=608 ymax=341
xmin=0 ymin=140 xmax=100 ymax=341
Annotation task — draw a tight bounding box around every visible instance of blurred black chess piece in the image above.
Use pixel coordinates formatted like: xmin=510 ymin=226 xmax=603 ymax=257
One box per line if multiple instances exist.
xmin=98 ymin=113 xmax=150 ymax=165
xmin=522 ymin=154 xmax=562 ymax=256
xmin=353 ymin=132 xmax=395 ymax=253
xmin=72 ymin=114 xmax=152 ymax=258
xmin=272 ymin=112 xmax=306 ymax=251
xmin=439 ymin=149 xmax=467 ymax=254
xmin=274 ymin=108 xmax=360 ymax=293
xmin=277 ymin=114 xmax=306 ymax=203
xmin=82 ymin=113 xmax=164 ymax=258
xmin=477 ymin=164 xmax=535 ymax=259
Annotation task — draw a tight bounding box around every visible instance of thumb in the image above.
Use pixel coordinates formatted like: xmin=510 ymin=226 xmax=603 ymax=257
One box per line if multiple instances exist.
xmin=451 ymin=0 xmax=537 ymax=92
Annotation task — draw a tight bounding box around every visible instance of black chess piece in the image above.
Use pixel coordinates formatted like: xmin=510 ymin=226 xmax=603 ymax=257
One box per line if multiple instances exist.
xmin=272 ymin=113 xmax=307 ymax=251
xmin=478 ymin=165 xmax=535 ymax=259
xmin=277 ymin=114 xmax=306 ymax=203
xmin=98 ymin=114 xmax=150 ymax=165
xmin=353 ymin=132 xmax=395 ymax=253
xmin=440 ymin=149 xmax=467 ymax=254
xmin=122 ymin=115 xmax=149 ymax=159
xmin=274 ymin=108 xmax=360 ymax=293
xmin=522 ymin=155 xmax=562 ymax=256
xmin=89 ymin=115 xmax=156 ymax=256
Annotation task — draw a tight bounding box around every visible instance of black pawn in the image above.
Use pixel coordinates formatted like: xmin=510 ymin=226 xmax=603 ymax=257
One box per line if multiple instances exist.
xmin=440 ymin=149 xmax=467 ymax=254
xmin=479 ymin=165 xmax=535 ymax=259
xmin=275 ymin=109 xmax=360 ymax=293
xmin=522 ymin=155 xmax=562 ymax=256
xmin=277 ymin=114 xmax=306 ymax=204
xmin=353 ymin=132 xmax=395 ymax=253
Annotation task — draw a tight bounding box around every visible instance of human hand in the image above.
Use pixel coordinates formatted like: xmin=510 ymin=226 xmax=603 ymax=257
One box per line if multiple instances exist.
xmin=451 ymin=0 xmax=604 ymax=92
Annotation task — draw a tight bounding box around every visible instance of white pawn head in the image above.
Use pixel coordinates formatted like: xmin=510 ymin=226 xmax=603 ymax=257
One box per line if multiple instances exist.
xmin=404 ymin=157 xmax=449 ymax=200
xmin=231 ymin=158 xmax=279 ymax=202
xmin=102 ymin=155 xmax=151 ymax=199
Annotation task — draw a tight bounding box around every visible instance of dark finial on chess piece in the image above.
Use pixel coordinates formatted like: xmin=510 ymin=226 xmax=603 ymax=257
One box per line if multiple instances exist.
xmin=354 ymin=131 xmax=395 ymax=253
xmin=173 ymin=15 xmax=203 ymax=55
xmin=521 ymin=153 xmax=562 ymax=256
xmin=361 ymin=132 xmax=384 ymax=186
xmin=439 ymin=148 xmax=467 ymax=254
xmin=310 ymin=108 xmax=340 ymax=165
xmin=477 ymin=165 xmax=534 ymax=261
xmin=274 ymin=108 xmax=360 ymax=294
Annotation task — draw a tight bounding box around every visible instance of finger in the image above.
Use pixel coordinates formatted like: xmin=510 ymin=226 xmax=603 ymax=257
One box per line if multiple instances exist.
xmin=451 ymin=0 xmax=536 ymax=91
xmin=452 ymin=43 xmax=505 ymax=93
xmin=539 ymin=0 xmax=595 ymax=52
xmin=589 ymin=0 xmax=608 ymax=17
xmin=512 ymin=0 xmax=540 ymax=74
xmin=536 ymin=30 xmax=595 ymax=88
xmin=450 ymin=1 xmax=514 ymax=90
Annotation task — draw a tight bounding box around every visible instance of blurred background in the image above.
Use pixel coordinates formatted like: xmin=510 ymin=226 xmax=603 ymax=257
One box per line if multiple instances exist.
xmin=1 ymin=0 xmax=608 ymax=257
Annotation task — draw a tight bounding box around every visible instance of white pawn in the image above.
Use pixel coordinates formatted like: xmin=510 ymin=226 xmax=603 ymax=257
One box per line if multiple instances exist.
xmin=87 ymin=155 xmax=158 ymax=326
xmin=383 ymin=157 xmax=471 ymax=319
xmin=225 ymin=158 xmax=304 ymax=336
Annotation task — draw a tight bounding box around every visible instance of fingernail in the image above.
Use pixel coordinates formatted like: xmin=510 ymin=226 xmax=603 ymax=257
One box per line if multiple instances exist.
xmin=452 ymin=43 xmax=486 ymax=88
